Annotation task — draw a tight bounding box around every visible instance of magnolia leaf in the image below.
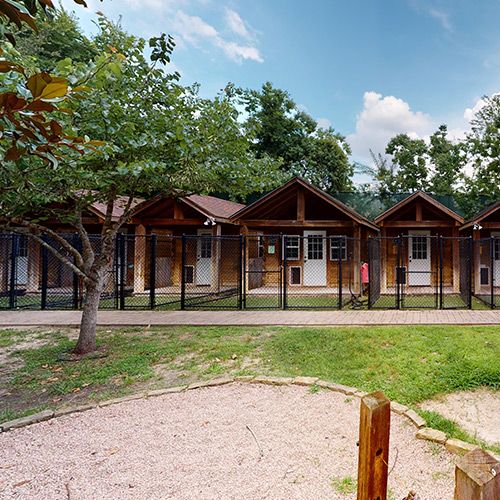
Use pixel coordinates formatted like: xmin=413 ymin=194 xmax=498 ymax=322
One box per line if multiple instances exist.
xmin=27 ymin=72 xmax=51 ymax=98
xmin=0 ymin=60 xmax=25 ymax=74
xmin=38 ymin=82 xmax=68 ymax=100
xmin=25 ymin=100 xmax=55 ymax=112
xmin=4 ymin=145 xmax=23 ymax=161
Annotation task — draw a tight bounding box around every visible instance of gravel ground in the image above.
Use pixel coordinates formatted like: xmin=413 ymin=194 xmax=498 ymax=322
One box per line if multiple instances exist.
xmin=420 ymin=387 xmax=500 ymax=446
xmin=0 ymin=384 xmax=455 ymax=499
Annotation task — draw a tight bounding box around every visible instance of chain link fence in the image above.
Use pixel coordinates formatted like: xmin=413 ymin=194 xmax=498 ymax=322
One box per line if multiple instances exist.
xmin=0 ymin=231 xmax=480 ymax=311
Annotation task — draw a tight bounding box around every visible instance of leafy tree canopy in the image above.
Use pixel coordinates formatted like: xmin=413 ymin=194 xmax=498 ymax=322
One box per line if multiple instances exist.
xmin=242 ymin=81 xmax=353 ymax=192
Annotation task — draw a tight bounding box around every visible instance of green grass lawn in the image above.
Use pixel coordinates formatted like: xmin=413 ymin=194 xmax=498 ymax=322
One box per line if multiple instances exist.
xmin=1 ymin=325 xmax=499 ymax=450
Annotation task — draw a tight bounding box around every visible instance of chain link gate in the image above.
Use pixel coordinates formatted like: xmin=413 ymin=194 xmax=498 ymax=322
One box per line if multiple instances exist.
xmin=473 ymin=237 xmax=500 ymax=308
xmin=242 ymin=234 xmax=282 ymax=309
xmin=368 ymin=235 xmax=472 ymax=310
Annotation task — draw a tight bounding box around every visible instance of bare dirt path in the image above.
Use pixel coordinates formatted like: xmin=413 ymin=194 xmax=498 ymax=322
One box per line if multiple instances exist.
xmin=420 ymin=387 xmax=500 ymax=447
xmin=0 ymin=384 xmax=455 ymax=499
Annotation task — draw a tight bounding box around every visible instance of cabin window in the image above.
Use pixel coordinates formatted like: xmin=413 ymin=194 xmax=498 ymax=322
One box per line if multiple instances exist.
xmin=258 ymin=236 xmax=265 ymax=258
xmin=411 ymin=236 xmax=428 ymax=260
xmin=285 ymin=236 xmax=300 ymax=260
xmin=330 ymin=236 xmax=347 ymax=261
xmin=289 ymin=266 xmax=301 ymax=285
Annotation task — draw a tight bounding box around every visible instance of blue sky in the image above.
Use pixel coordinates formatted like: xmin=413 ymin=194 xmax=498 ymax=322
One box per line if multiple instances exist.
xmin=61 ymin=0 xmax=500 ymax=170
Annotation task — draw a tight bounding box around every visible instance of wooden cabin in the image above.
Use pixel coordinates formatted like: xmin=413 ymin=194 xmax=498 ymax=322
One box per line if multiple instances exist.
xmin=374 ymin=191 xmax=464 ymax=293
xmin=130 ymin=194 xmax=244 ymax=293
xmin=230 ymin=177 xmax=378 ymax=294
xmin=460 ymin=201 xmax=500 ymax=296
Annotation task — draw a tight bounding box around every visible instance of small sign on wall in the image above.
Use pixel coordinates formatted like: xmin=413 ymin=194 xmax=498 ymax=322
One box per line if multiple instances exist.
xmin=268 ymin=244 xmax=275 ymax=254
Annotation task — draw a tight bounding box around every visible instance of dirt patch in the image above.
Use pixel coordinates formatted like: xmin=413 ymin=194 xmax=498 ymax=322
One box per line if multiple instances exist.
xmin=420 ymin=387 xmax=500 ymax=446
xmin=0 ymin=384 xmax=455 ymax=499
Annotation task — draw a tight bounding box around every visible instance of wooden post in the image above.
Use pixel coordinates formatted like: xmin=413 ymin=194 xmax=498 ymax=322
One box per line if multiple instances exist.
xmin=454 ymin=448 xmax=500 ymax=500
xmin=472 ymin=230 xmax=481 ymax=295
xmin=133 ymin=224 xmax=146 ymax=293
xmin=452 ymin=226 xmax=460 ymax=293
xmin=357 ymin=391 xmax=391 ymax=500
xmin=211 ymin=224 xmax=222 ymax=292
xmin=297 ymin=187 xmax=305 ymax=222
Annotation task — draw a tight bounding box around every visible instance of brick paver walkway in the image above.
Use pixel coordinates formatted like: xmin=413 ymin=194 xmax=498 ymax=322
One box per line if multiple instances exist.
xmin=1 ymin=309 xmax=500 ymax=326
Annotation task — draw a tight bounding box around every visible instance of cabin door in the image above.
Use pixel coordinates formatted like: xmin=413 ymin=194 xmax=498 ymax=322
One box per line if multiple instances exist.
xmin=303 ymin=230 xmax=327 ymax=286
xmin=196 ymin=229 xmax=212 ymax=286
xmin=492 ymin=232 xmax=500 ymax=287
xmin=408 ymin=230 xmax=431 ymax=286
xmin=14 ymin=235 xmax=28 ymax=287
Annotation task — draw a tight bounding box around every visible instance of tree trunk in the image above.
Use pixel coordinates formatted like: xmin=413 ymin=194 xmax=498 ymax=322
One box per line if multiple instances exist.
xmin=74 ymin=277 xmax=104 ymax=355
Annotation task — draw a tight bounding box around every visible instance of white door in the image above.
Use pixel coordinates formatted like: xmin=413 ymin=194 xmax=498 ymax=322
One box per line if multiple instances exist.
xmin=492 ymin=232 xmax=500 ymax=286
xmin=408 ymin=231 xmax=431 ymax=286
xmin=14 ymin=236 xmax=28 ymax=286
xmin=303 ymin=230 xmax=327 ymax=286
xmin=196 ymin=230 xmax=212 ymax=286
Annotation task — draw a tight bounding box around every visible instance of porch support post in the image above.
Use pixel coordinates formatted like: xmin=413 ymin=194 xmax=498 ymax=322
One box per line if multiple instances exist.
xmin=26 ymin=237 xmax=40 ymax=293
xmin=452 ymin=226 xmax=460 ymax=293
xmin=472 ymin=229 xmax=481 ymax=294
xmin=133 ymin=224 xmax=146 ymax=293
xmin=241 ymin=225 xmax=250 ymax=293
xmin=353 ymin=224 xmax=361 ymax=294
xmin=211 ymin=224 xmax=222 ymax=292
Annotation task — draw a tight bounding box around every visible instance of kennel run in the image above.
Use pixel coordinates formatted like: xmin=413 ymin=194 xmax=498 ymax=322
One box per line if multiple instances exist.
xmin=1 ymin=232 xmax=498 ymax=311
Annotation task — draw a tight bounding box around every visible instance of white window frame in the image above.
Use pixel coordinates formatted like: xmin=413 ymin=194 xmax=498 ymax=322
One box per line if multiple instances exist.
xmin=329 ymin=235 xmax=347 ymax=261
xmin=285 ymin=235 xmax=300 ymax=260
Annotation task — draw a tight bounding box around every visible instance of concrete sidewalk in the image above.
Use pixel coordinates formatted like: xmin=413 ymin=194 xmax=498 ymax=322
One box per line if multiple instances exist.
xmin=1 ymin=309 xmax=500 ymax=327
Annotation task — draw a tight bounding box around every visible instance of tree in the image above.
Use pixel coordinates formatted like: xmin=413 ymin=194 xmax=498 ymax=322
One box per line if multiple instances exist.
xmin=428 ymin=125 xmax=464 ymax=195
xmin=0 ymin=14 xmax=281 ymax=355
xmin=385 ymin=134 xmax=429 ymax=192
xmin=15 ymin=8 xmax=97 ymax=71
xmin=463 ymin=94 xmax=500 ymax=208
xmin=242 ymin=81 xmax=353 ymax=192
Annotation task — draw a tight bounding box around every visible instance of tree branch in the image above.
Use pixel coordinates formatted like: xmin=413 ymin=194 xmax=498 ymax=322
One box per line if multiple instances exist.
xmin=0 ymin=227 xmax=89 ymax=281
xmin=0 ymin=218 xmax=85 ymax=270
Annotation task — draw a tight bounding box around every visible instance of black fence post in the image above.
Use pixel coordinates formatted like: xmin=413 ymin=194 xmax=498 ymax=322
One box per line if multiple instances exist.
xmin=8 ymin=234 xmax=18 ymax=309
xmin=238 ymin=234 xmax=243 ymax=310
xmin=491 ymin=236 xmax=495 ymax=309
xmin=119 ymin=233 xmax=125 ymax=311
xmin=180 ymin=234 xmax=186 ymax=310
xmin=282 ymin=234 xmax=287 ymax=310
xmin=367 ymin=237 xmax=372 ymax=310
xmin=439 ymin=236 xmax=444 ymax=309
xmin=150 ymin=234 xmax=157 ymax=310
xmin=338 ymin=237 xmax=343 ymax=310
xmin=40 ymin=236 xmax=48 ymax=310
xmin=467 ymin=237 xmax=473 ymax=309
xmin=72 ymin=234 xmax=80 ymax=310
xmin=242 ymin=235 xmax=247 ymax=310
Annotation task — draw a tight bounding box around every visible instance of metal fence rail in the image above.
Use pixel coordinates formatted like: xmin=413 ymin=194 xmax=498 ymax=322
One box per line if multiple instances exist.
xmin=0 ymin=232 xmax=480 ymax=311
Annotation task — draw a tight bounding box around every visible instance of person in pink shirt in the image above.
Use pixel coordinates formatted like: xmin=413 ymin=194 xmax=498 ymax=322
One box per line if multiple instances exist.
xmin=360 ymin=261 xmax=369 ymax=296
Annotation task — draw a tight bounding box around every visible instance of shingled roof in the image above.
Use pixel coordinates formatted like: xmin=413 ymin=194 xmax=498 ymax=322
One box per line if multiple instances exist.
xmin=184 ymin=194 xmax=245 ymax=220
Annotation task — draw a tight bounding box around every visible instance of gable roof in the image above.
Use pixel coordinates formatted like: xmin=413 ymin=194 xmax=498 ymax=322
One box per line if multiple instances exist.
xmin=132 ymin=193 xmax=245 ymax=223
xmin=230 ymin=177 xmax=379 ymax=231
xmin=461 ymin=201 xmax=500 ymax=230
xmin=374 ymin=190 xmax=464 ymax=224
xmin=183 ymin=194 xmax=245 ymax=220
xmin=89 ymin=196 xmax=145 ymax=222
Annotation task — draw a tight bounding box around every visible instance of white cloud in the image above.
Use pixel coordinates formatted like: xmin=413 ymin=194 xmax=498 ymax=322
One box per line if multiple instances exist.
xmin=225 ymin=9 xmax=251 ymax=39
xmin=427 ymin=8 xmax=453 ymax=32
xmin=347 ymin=91 xmax=434 ymax=162
xmin=317 ymin=118 xmax=332 ymax=129
xmin=172 ymin=11 xmax=263 ymax=63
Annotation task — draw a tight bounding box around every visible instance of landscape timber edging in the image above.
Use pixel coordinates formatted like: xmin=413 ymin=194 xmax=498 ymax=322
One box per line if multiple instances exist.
xmin=0 ymin=375 xmax=486 ymax=458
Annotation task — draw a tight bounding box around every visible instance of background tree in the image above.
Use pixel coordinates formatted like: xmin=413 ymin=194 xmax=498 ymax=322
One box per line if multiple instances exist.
xmin=242 ymin=81 xmax=353 ymax=192
xmin=385 ymin=134 xmax=429 ymax=192
xmin=462 ymin=94 xmax=500 ymax=213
